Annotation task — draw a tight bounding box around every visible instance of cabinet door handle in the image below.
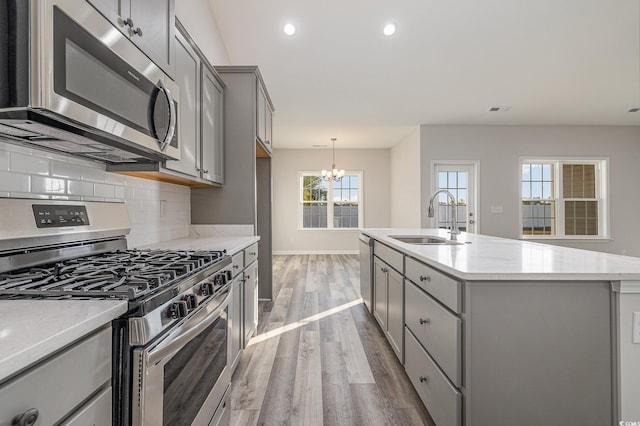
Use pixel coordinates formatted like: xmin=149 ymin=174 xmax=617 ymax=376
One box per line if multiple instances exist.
xmin=12 ymin=408 xmax=39 ymax=426
xmin=121 ymin=17 xmax=134 ymax=28
xmin=419 ymin=318 xmax=431 ymax=325
xmin=203 ymin=169 xmax=209 ymax=174
xmin=132 ymin=27 xmax=143 ymax=36
xmin=419 ymin=376 xmax=429 ymax=384
xmin=381 ymin=267 xmax=388 ymax=273
xmin=419 ymin=275 xmax=431 ymax=282
xmin=233 ymin=265 xmax=239 ymax=269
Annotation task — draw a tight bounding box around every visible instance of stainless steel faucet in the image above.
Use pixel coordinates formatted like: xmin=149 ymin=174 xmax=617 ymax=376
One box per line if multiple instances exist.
xmin=428 ymin=189 xmax=461 ymax=240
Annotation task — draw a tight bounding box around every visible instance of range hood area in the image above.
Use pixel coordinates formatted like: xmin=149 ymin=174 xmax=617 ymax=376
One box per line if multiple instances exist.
xmin=0 ymin=110 xmax=166 ymax=164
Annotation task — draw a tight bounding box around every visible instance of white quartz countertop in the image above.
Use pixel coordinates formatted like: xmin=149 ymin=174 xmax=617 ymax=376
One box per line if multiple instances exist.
xmin=0 ymin=299 xmax=127 ymax=383
xmin=363 ymin=228 xmax=640 ymax=281
xmin=139 ymin=235 xmax=259 ymax=254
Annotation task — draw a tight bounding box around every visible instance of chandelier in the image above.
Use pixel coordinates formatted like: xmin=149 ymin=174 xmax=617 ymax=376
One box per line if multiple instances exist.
xmin=322 ymin=138 xmax=345 ymax=182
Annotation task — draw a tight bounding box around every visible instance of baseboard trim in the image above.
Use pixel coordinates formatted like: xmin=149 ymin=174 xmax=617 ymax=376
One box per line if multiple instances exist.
xmin=273 ymin=250 xmax=359 ymax=255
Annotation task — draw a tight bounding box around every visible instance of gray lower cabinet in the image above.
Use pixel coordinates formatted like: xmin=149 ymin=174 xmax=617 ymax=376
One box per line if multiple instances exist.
xmin=86 ymin=0 xmax=175 ymax=77
xmin=229 ymin=273 xmax=243 ymax=371
xmin=372 ymin=243 xmax=404 ymax=362
xmin=228 ymin=245 xmax=259 ymax=371
xmin=243 ymin=260 xmax=258 ymax=346
xmin=0 ymin=327 xmax=112 ymax=426
xmin=405 ymin=329 xmax=462 ymax=426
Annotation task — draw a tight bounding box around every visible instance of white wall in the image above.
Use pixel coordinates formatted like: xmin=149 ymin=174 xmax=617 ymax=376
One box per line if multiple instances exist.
xmin=390 ymin=127 xmax=421 ymax=228
xmin=176 ymin=0 xmax=231 ymax=65
xmin=272 ymin=148 xmax=391 ymax=253
xmin=0 ymin=142 xmax=190 ymax=248
xmin=420 ymin=125 xmax=640 ymax=257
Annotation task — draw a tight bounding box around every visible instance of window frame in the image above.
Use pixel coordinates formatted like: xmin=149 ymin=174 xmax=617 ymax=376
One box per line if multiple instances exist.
xmin=519 ymin=157 xmax=609 ymax=240
xmin=298 ymin=171 xmax=364 ymax=231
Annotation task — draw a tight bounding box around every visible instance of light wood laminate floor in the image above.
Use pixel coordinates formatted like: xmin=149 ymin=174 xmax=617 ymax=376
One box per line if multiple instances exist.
xmin=230 ymin=254 xmax=435 ymax=426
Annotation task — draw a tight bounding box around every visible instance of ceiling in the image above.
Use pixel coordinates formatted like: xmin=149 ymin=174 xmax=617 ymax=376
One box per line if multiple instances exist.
xmin=209 ymin=0 xmax=640 ymax=149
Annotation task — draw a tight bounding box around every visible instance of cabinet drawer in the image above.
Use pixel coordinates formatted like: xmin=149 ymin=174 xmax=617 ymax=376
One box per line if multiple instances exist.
xmin=0 ymin=327 xmax=112 ymax=426
xmin=405 ymin=256 xmax=461 ymax=313
xmin=231 ymin=251 xmax=244 ymax=277
xmin=374 ymin=242 xmax=403 ymax=274
xmin=405 ymin=281 xmax=462 ymax=387
xmin=61 ymin=386 xmax=112 ymax=426
xmin=405 ymin=328 xmax=462 ymax=426
xmin=244 ymin=243 xmax=258 ymax=266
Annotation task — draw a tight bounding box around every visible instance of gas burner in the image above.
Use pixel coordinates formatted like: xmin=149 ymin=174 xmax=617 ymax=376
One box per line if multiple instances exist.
xmin=0 ymin=249 xmax=226 ymax=300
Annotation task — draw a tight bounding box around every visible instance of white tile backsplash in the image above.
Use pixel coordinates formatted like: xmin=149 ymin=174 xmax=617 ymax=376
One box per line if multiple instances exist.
xmin=31 ymin=176 xmax=66 ymax=194
xmin=0 ymin=171 xmax=30 ymax=192
xmin=0 ymin=144 xmax=191 ymax=248
xmin=10 ymin=152 xmax=50 ymax=175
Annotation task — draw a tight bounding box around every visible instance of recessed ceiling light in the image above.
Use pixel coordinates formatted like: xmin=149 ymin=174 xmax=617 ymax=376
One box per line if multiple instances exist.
xmin=283 ymin=23 xmax=296 ymax=36
xmin=629 ymin=107 xmax=640 ymax=112
xmin=383 ymin=23 xmax=396 ymax=36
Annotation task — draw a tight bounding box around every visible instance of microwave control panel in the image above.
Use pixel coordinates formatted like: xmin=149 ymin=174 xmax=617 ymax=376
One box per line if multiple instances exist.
xmin=32 ymin=204 xmax=90 ymax=228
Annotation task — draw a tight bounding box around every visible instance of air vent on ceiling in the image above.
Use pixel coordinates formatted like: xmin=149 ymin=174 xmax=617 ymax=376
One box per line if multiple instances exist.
xmin=629 ymin=107 xmax=640 ymax=112
xmin=489 ymin=106 xmax=512 ymax=112
xmin=312 ymin=144 xmax=329 ymax=148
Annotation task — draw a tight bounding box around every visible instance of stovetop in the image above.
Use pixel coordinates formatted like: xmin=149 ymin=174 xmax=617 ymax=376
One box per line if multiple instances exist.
xmin=0 ymin=248 xmax=227 ymax=301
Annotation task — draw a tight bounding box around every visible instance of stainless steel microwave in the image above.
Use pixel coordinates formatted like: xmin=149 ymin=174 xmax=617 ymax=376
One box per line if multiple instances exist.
xmin=0 ymin=0 xmax=180 ymax=163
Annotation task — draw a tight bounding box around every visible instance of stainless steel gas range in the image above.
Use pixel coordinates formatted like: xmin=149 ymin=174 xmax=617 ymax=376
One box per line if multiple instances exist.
xmin=0 ymin=198 xmax=232 ymax=425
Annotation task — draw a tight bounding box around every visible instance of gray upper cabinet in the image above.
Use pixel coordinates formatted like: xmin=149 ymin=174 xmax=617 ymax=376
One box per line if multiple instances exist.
xmin=109 ymin=21 xmax=224 ymax=187
xmin=256 ymin=82 xmax=273 ymax=154
xmin=86 ymin=0 xmax=175 ymax=77
xmin=165 ymin=30 xmax=200 ymax=177
xmin=201 ymin=67 xmax=224 ymax=184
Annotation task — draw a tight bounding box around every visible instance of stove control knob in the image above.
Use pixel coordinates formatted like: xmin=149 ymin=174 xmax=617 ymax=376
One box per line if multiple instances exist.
xmin=167 ymin=300 xmax=188 ymax=319
xmin=199 ymin=282 xmax=215 ymax=296
xmin=183 ymin=294 xmax=198 ymax=310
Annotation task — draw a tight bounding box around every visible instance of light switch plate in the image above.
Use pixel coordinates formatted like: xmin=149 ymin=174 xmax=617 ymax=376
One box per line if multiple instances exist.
xmin=633 ymin=312 xmax=640 ymax=344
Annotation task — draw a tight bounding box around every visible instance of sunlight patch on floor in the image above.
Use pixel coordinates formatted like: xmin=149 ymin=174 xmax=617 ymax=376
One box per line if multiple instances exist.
xmin=247 ymin=298 xmax=363 ymax=346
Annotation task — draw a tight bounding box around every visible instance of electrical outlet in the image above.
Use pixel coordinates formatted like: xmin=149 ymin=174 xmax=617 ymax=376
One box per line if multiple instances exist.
xmin=633 ymin=312 xmax=640 ymax=344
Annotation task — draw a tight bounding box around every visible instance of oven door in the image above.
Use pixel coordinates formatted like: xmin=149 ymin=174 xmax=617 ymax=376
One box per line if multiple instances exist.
xmin=131 ymin=288 xmax=230 ymax=426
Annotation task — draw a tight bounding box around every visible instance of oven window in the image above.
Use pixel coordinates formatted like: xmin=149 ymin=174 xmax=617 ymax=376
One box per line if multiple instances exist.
xmin=162 ymin=308 xmax=228 ymax=425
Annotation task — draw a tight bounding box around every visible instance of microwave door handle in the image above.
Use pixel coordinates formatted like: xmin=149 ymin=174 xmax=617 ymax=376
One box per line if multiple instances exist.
xmin=147 ymin=289 xmax=230 ymax=366
xmin=157 ymin=80 xmax=177 ymax=152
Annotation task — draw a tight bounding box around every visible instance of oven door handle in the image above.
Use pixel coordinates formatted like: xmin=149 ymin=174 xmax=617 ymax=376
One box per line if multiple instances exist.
xmin=147 ymin=289 xmax=230 ymax=366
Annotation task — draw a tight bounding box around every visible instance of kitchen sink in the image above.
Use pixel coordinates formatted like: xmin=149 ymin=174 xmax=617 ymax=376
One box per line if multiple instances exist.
xmin=389 ymin=235 xmax=466 ymax=245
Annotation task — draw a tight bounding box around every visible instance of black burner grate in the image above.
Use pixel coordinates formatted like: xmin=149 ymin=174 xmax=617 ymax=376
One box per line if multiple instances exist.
xmin=0 ymin=249 xmax=226 ymax=300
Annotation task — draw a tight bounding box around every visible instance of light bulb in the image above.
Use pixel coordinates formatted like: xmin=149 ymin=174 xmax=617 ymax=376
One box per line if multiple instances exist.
xmin=283 ymin=23 xmax=296 ymax=36
xmin=383 ymin=23 xmax=396 ymax=36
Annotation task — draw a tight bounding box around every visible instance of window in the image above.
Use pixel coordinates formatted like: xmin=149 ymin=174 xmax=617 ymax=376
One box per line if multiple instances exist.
xmin=299 ymin=172 xmax=362 ymax=229
xmin=520 ymin=158 xmax=608 ymax=239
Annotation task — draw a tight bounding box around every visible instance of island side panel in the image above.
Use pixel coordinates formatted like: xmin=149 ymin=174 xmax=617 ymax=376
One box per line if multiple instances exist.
xmin=463 ymin=280 xmax=613 ymax=426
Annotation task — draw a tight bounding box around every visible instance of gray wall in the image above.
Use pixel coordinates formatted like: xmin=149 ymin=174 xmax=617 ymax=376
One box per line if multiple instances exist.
xmin=420 ymin=125 xmax=640 ymax=257
xmin=272 ymin=148 xmax=391 ymax=253
xmin=390 ymin=127 xmax=421 ymax=228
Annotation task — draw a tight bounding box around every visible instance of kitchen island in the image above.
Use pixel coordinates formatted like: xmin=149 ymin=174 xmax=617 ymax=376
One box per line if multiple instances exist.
xmin=362 ymin=228 xmax=640 ymax=426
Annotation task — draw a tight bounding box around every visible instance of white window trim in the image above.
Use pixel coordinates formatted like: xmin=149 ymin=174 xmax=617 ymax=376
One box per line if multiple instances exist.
xmin=519 ymin=157 xmax=610 ymax=240
xmin=298 ymin=171 xmax=364 ymax=231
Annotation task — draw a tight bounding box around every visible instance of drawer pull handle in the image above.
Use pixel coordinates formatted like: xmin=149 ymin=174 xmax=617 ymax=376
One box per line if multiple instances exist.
xmin=12 ymin=408 xmax=39 ymax=426
xmin=233 ymin=265 xmax=239 ymax=269
xmin=419 ymin=376 xmax=429 ymax=384
xmin=420 ymin=275 xmax=431 ymax=282
xmin=381 ymin=267 xmax=388 ymax=273
xmin=419 ymin=318 xmax=431 ymax=325
xmin=249 ymin=252 xmax=257 ymax=256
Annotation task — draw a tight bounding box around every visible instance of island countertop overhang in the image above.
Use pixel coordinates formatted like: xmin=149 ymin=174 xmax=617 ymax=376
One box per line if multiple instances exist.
xmin=362 ymin=228 xmax=640 ymax=283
